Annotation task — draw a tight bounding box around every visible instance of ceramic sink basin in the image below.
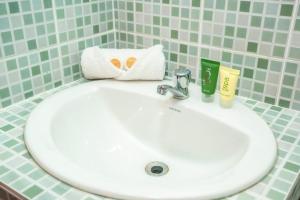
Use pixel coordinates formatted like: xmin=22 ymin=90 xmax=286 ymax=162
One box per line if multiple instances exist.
xmin=25 ymin=80 xmax=277 ymax=200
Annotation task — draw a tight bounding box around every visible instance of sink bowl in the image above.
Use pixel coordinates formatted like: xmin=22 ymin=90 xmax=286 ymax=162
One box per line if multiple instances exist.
xmin=25 ymin=80 xmax=277 ymax=200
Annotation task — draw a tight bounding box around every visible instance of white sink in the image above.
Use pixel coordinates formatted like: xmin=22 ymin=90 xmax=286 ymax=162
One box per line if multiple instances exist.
xmin=25 ymin=80 xmax=277 ymax=200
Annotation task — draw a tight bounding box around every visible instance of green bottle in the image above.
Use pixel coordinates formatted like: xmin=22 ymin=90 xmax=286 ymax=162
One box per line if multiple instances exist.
xmin=201 ymin=58 xmax=220 ymax=102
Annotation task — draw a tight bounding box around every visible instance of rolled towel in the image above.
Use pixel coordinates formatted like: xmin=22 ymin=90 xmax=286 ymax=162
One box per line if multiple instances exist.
xmin=80 ymin=45 xmax=165 ymax=80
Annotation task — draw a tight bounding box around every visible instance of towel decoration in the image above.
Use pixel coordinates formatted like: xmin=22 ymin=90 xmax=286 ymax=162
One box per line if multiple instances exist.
xmin=111 ymin=58 xmax=121 ymax=69
xmin=126 ymin=57 xmax=136 ymax=69
xmin=81 ymin=45 xmax=165 ymax=80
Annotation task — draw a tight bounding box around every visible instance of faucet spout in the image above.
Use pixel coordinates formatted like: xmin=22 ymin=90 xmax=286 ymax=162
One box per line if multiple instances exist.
xmin=157 ymin=85 xmax=188 ymax=99
xmin=157 ymin=67 xmax=191 ymax=100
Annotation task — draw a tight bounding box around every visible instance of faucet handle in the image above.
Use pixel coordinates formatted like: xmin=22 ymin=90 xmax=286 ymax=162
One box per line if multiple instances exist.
xmin=175 ymin=67 xmax=191 ymax=89
xmin=175 ymin=67 xmax=191 ymax=78
xmin=157 ymin=85 xmax=168 ymax=95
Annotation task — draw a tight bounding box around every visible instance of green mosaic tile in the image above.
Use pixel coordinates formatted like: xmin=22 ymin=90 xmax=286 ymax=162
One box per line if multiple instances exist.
xmin=23 ymin=185 xmax=43 ymax=199
xmin=240 ymin=1 xmax=250 ymax=12
xmin=279 ymin=170 xmax=296 ymax=182
xmin=267 ymin=189 xmax=285 ymax=200
xmin=265 ymin=97 xmax=275 ymax=105
xmin=247 ymin=42 xmax=258 ymax=53
xmin=236 ymin=27 xmax=246 ymax=38
xmin=0 ymin=3 xmax=7 ymax=15
xmin=273 ymin=46 xmax=285 ymax=57
xmin=274 ymin=179 xmax=291 ymax=192
xmin=85 ymin=197 xmax=98 ymax=200
xmin=257 ymin=58 xmax=268 ymax=69
xmin=52 ymin=183 xmax=71 ymax=195
xmin=3 ymin=139 xmax=18 ymax=148
xmin=3 ymin=45 xmax=14 ymax=56
xmin=43 ymin=0 xmax=52 ymax=9
xmin=14 ymin=29 xmax=24 ymax=40
xmin=29 ymin=169 xmax=46 ymax=180
xmin=36 ymin=192 xmax=56 ymax=200
xmin=11 ymin=178 xmax=32 ymax=191
xmin=0 ymin=166 xmax=9 ymax=175
xmin=1 ymin=31 xmax=12 ymax=43
xmin=0 ymin=171 xmax=19 ymax=183
xmin=252 ymin=2 xmax=264 ymax=14
xmin=281 ymin=135 xmax=295 ymax=143
xmin=280 ymin=4 xmax=293 ymax=17
xmin=8 ymin=2 xmax=19 ymax=14
xmin=0 ymin=124 xmax=14 ymax=131
xmin=279 ymin=61 xmax=300 ymax=111
xmin=0 ymin=18 xmax=9 ymax=30
xmin=295 ymin=19 xmax=300 ymax=31
xmin=31 ymin=65 xmax=41 ymax=76
xmin=283 ymin=75 xmax=295 ymax=87
xmin=192 ymin=0 xmax=200 ymax=8
xmin=27 ymin=39 xmax=37 ymax=50
xmin=251 ymin=16 xmax=262 ymax=27
xmin=236 ymin=193 xmax=256 ymax=200
xmin=0 ymin=88 xmax=10 ymax=99
xmin=18 ymin=163 xmax=35 ymax=175
xmin=284 ymin=162 xmax=300 ymax=173
xmin=40 ymin=51 xmax=49 ymax=61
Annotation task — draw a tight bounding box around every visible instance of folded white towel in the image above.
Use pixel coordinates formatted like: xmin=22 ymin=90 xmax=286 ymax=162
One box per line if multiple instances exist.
xmin=81 ymin=45 xmax=166 ymax=80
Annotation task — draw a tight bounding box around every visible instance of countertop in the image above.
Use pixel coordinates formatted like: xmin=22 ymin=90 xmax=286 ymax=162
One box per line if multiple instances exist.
xmin=0 ymin=80 xmax=300 ymax=200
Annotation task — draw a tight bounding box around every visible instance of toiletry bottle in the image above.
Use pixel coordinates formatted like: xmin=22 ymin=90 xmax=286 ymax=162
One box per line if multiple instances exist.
xmin=201 ymin=59 xmax=220 ymax=102
xmin=219 ymin=66 xmax=240 ymax=108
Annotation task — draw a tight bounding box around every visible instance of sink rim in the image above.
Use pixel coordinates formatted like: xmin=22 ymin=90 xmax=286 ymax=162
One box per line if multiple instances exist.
xmin=25 ymin=80 xmax=277 ymax=200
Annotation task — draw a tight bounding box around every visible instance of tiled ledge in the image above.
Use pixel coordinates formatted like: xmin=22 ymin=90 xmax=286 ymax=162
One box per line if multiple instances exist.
xmin=0 ymin=80 xmax=300 ymax=200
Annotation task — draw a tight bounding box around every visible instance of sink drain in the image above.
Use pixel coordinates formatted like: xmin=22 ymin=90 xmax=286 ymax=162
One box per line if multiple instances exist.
xmin=145 ymin=161 xmax=169 ymax=177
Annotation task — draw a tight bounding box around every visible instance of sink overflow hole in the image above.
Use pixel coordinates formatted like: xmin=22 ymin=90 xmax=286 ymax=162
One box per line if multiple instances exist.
xmin=145 ymin=161 xmax=169 ymax=177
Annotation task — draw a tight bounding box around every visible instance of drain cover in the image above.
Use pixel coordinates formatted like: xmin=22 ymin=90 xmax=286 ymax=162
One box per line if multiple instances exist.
xmin=145 ymin=161 xmax=169 ymax=177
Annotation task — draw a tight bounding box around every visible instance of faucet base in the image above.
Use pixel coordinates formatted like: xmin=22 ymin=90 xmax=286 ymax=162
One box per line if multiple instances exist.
xmin=173 ymin=95 xmax=189 ymax=100
xmin=157 ymin=84 xmax=189 ymax=100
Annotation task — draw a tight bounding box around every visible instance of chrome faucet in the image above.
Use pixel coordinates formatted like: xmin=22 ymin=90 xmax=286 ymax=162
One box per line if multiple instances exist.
xmin=157 ymin=67 xmax=191 ymax=99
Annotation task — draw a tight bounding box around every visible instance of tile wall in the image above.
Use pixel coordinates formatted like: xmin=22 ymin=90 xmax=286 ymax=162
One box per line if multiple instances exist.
xmin=1 ymin=0 xmax=300 ymax=112
xmin=0 ymin=0 xmax=116 ymax=109
xmin=114 ymin=0 xmax=300 ymax=111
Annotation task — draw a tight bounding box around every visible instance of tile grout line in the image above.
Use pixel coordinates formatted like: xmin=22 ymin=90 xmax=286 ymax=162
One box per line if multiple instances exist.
xmin=111 ymin=0 xmax=118 ymax=48
xmin=195 ymin=0 xmax=205 ymax=85
xmin=274 ymin=0 xmax=300 ymax=108
xmin=133 ymin=0 xmax=137 ymax=49
xmin=51 ymin=0 xmax=65 ymax=87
